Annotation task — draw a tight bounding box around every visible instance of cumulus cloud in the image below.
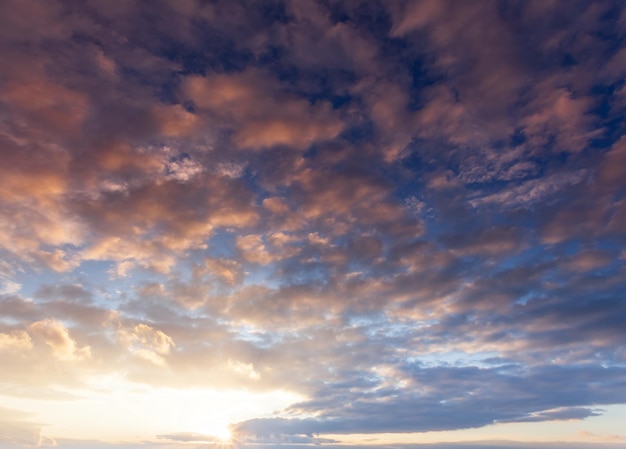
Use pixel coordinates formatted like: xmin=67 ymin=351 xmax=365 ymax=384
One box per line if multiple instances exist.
xmin=236 ymin=234 xmax=278 ymax=265
xmin=0 ymin=331 xmax=32 ymax=352
xmin=118 ymin=324 xmax=175 ymax=366
xmin=28 ymin=319 xmax=91 ymax=361
xmin=183 ymin=70 xmax=344 ymax=150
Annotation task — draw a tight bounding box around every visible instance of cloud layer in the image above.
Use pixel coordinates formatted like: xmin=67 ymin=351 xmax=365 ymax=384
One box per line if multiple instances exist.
xmin=1 ymin=0 xmax=626 ymax=447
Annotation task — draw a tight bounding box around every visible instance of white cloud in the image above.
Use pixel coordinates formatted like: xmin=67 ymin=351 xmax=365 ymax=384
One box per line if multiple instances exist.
xmin=0 ymin=280 xmax=21 ymax=295
xmin=216 ymin=162 xmax=246 ymax=178
xmin=470 ymin=170 xmax=587 ymax=208
xmin=166 ymin=157 xmax=203 ymax=183
xmin=118 ymin=323 xmax=175 ymax=366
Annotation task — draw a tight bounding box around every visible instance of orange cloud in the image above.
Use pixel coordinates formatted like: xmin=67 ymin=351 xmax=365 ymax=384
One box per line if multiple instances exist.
xmin=0 ymin=330 xmax=33 ymax=352
xmin=2 ymin=79 xmax=88 ymax=133
xmin=28 ymin=319 xmax=91 ymax=361
xmin=184 ymin=70 xmax=344 ymax=150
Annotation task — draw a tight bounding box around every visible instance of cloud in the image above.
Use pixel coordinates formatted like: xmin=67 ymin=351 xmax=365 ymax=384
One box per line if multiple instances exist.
xmin=28 ymin=319 xmax=91 ymax=362
xmin=118 ymin=323 xmax=175 ymax=366
xmin=520 ymin=84 xmax=600 ymax=153
xmin=156 ymin=432 xmax=221 ymax=443
xmin=183 ymin=70 xmax=344 ymax=150
xmin=0 ymin=0 xmax=625 ymax=445
xmin=234 ymin=363 xmax=624 ymax=435
xmin=0 ymin=407 xmax=56 ymax=448
xmin=203 ymin=257 xmax=243 ymax=286
xmin=0 ymin=331 xmax=33 ymax=352
xmin=0 ymin=280 xmax=21 ymax=295
xmin=499 ymin=407 xmax=600 ymax=423
xmin=152 ymin=104 xmax=199 ymax=138
xmin=578 ymin=430 xmax=626 ymax=442
xmin=228 ymin=359 xmax=261 ymax=380
xmin=236 ymin=234 xmax=279 ymax=265
xmin=439 ymin=226 xmax=523 ymax=257
xmin=598 ymin=135 xmax=626 ymax=193
xmin=470 ymin=170 xmax=588 ymax=208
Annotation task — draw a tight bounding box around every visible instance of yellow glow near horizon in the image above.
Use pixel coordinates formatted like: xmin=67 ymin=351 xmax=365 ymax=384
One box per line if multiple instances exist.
xmin=3 ymin=372 xmax=626 ymax=446
xmin=0 ymin=375 xmax=303 ymax=443
xmin=3 ymin=386 xmax=626 ymax=446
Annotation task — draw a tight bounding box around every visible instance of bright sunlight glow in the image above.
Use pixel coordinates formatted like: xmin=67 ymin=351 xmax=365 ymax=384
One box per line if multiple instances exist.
xmin=0 ymin=375 xmax=302 ymax=443
xmin=213 ymin=426 xmax=232 ymax=443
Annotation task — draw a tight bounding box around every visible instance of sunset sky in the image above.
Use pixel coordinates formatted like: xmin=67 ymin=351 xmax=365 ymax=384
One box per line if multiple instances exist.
xmin=1 ymin=1 xmax=626 ymax=448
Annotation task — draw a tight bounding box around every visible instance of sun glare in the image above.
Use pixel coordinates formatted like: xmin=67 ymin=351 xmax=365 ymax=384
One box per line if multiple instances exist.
xmin=214 ymin=426 xmax=232 ymax=443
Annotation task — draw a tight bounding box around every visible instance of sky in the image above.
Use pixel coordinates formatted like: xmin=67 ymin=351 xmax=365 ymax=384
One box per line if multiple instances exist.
xmin=1 ymin=0 xmax=626 ymax=448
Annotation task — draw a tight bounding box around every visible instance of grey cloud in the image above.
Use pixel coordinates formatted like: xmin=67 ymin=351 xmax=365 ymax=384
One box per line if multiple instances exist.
xmin=34 ymin=283 xmax=92 ymax=302
xmin=234 ymin=363 xmax=625 ymax=435
xmin=498 ymin=407 xmax=600 ymax=423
